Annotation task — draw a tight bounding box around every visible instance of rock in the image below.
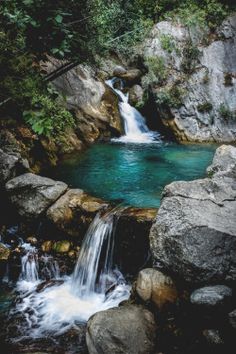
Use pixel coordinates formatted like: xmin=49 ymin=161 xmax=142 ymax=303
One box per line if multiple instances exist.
xmin=0 ymin=243 xmax=10 ymax=260
xmin=5 ymin=173 xmax=68 ymax=219
xmin=26 ymin=236 xmax=38 ymax=245
xmin=113 ymin=66 xmax=127 ymax=77
xmin=150 ymin=146 xmax=236 ymax=285
xmin=228 ymin=309 xmax=236 ymax=330
xmin=42 ymin=58 xmax=122 ymax=142
xmin=190 ymin=285 xmax=232 ymax=308
xmin=203 ymin=329 xmax=224 ymax=345
xmin=207 ymin=144 xmax=236 ymax=178
xmin=118 ymin=69 xmax=142 ymax=83
xmin=129 ymin=85 xmax=144 ymax=106
xmin=46 ymin=189 xmax=109 ymax=238
xmin=141 ymin=15 xmax=236 ymax=143
xmin=0 ymin=148 xmax=29 ymax=186
xmin=41 ymin=240 xmax=53 ymax=253
xmin=52 ymin=240 xmax=71 ymax=253
xmin=115 ymin=208 xmax=157 ymax=274
xmin=86 ymin=305 xmax=156 ymax=354
xmin=136 ymin=268 xmax=178 ymax=308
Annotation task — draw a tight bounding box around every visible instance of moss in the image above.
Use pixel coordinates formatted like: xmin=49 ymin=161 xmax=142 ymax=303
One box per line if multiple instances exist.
xmin=224 ymin=73 xmax=233 ymax=86
xmin=197 ymin=102 xmax=213 ymax=113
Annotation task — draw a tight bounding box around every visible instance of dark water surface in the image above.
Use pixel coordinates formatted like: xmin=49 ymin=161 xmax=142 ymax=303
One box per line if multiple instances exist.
xmin=51 ymin=142 xmax=216 ymax=208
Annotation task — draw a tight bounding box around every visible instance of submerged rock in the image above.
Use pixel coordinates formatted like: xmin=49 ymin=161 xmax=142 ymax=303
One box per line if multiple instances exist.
xmin=150 ymin=145 xmax=236 ymax=285
xmin=190 ymin=285 xmax=232 ymax=308
xmin=86 ymin=305 xmax=156 ymax=354
xmin=136 ymin=268 xmax=178 ymax=309
xmin=46 ymin=189 xmax=108 ymax=238
xmin=5 ymin=173 xmax=68 ymax=219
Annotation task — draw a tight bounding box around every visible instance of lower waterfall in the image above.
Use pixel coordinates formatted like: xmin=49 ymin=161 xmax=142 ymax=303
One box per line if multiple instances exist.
xmin=10 ymin=210 xmax=130 ymax=338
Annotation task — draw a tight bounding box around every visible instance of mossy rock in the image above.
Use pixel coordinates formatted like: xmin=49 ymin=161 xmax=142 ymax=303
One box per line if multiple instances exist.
xmin=52 ymin=240 xmax=71 ymax=253
xmin=0 ymin=244 xmax=10 ymax=260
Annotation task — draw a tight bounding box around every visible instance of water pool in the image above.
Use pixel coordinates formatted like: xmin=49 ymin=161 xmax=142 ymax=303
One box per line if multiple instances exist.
xmin=51 ymin=142 xmax=216 ymax=208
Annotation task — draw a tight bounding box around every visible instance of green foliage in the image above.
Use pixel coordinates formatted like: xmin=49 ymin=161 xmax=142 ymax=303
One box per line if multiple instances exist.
xmin=218 ymin=103 xmax=235 ymax=120
xmin=224 ymin=73 xmax=233 ymax=86
xmin=23 ymin=94 xmax=75 ymax=137
xmin=181 ymin=39 xmax=200 ymax=74
xmin=155 ymin=85 xmax=186 ymax=109
xmin=159 ymin=34 xmax=175 ymax=53
xmin=142 ymin=56 xmax=167 ymax=87
xmin=197 ymin=102 xmax=213 ymax=113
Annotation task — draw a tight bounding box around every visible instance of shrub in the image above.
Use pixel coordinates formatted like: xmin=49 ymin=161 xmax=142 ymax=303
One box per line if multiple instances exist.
xmin=218 ymin=103 xmax=235 ymax=120
xmin=159 ymin=34 xmax=175 ymax=53
xmin=197 ymin=101 xmax=213 ymax=112
xmin=181 ymin=39 xmax=200 ymax=74
xmin=224 ymin=73 xmax=233 ymax=86
xmin=142 ymin=56 xmax=167 ymax=87
xmin=155 ymin=85 xmax=186 ymax=109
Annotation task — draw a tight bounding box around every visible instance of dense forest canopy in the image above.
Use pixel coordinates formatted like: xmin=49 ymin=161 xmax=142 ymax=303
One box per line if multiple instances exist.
xmin=0 ymin=0 xmax=235 ymax=137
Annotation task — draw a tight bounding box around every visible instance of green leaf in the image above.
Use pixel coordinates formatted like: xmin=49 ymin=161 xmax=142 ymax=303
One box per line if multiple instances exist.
xmin=55 ymin=15 xmax=63 ymax=24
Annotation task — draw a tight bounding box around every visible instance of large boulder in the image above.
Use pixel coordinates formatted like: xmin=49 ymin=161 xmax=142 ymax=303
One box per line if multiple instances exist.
xmin=86 ymin=305 xmax=156 ymax=354
xmin=150 ymin=145 xmax=236 ymax=285
xmin=5 ymin=173 xmax=68 ymax=219
xmin=0 ymin=149 xmax=29 ymax=187
xmin=141 ymin=15 xmax=236 ymax=143
xmin=136 ymin=268 xmax=178 ymax=309
xmin=46 ymin=189 xmax=108 ymax=238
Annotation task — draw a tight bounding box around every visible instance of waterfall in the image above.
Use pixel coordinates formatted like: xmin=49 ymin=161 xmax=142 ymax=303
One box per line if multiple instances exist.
xmin=11 ymin=211 xmax=130 ymax=338
xmin=106 ymin=78 xmax=161 ymax=143
xmin=72 ymin=212 xmax=116 ymax=297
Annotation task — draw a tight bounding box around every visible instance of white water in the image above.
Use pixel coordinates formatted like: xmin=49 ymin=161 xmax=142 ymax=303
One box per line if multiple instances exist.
xmin=11 ymin=212 xmax=130 ymax=338
xmin=106 ymin=78 xmax=161 ymax=143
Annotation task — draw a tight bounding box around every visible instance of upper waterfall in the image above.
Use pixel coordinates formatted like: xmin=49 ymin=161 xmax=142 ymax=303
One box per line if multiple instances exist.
xmin=106 ymin=78 xmax=161 ymax=143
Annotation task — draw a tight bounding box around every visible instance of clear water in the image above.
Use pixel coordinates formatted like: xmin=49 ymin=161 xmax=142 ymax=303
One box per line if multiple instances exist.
xmin=51 ymin=142 xmax=216 ymax=208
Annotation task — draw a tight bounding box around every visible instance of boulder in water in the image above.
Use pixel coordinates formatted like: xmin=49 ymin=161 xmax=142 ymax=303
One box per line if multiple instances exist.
xmin=5 ymin=173 xmax=68 ymax=219
xmin=86 ymin=305 xmax=156 ymax=354
xmin=150 ymin=145 xmax=236 ymax=285
xmin=46 ymin=189 xmax=109 ymax=238
xmin=136 ymin=268 xmax=178 ymax=309
xmin=190 ymin=285 xmax=233 ymax=309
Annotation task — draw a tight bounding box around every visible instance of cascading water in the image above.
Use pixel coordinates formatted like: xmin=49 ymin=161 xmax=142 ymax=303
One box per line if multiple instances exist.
xmin=9 ymin=211 xmax=130 ymax=339
xmin=106 ymin=78 xmax=161 ymax=143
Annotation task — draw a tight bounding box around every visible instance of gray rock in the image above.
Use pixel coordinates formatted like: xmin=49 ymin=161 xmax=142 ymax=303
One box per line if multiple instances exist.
xmin=86 ymin=305 xmax=156 ymax=354
xmin=228 ymin=309 xmax=236 ymax=330
xmin=5 ymin=173 xmax=67 ymax=219
xmin=141 ymin=15 xmax=236 ymax=143
xmin=190 ymin=285 xmax=232 ymax=307
xmin=207 ymin=144 xmax=236 ymax=178
xmin=113 ymin=65 xmax=127 ymax=77
xmin=149 ymin=145 xmax=236 ymax=285
xmin=0 ymin=149 xmax=29 ymax=186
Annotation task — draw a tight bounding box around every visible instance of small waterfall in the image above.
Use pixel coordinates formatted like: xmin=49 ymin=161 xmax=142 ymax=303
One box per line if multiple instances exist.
xmin=20 ymin=243 xmax=39 ymax=283
xmin=106 ymin=78 xmax=161 ymax=143
xmin=72 ymin=212 xmax=116 ymax=297
xmin=11 ymin=211 xmax=130 ymax=338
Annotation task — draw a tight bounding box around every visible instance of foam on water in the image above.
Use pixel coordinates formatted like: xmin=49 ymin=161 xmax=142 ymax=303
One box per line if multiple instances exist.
xmin=106 ymin=78 xmax=161 ymax=144
xmin=10 ymin=211 xmax=130 ymax=339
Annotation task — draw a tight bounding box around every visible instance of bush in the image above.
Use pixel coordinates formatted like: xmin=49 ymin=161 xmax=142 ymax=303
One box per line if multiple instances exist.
xmin=142 ymin=56 xmax=167 ymax=87
xmin=23 ymin=94 xmax=75 ymax=137
xmin=181 ymin=39 xmax=200 ymax=74
xmin=197 ymin=101 xmax=213 ymax=112
xmin=218 ymin=103 xmax=235 ymax=120
xmin=159 ymin=34 xmax=176 ymax=53
xmin=155 ymin=85 xmax=186 ymax=109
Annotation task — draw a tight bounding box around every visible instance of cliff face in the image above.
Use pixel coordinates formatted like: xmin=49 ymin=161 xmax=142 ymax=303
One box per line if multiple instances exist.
xmin=139 ymin=14 xmax=236 ymax=142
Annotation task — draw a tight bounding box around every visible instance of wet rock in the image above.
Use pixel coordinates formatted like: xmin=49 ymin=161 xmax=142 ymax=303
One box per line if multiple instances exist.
xmin=5 ymin=173 xmax=68 ymax=219
xmin=26 ymin=236 xmax=38 ymax=245
xmin=52 ymin=240 xmax=71 ymax=253
xmin=129 ymin=84 xmax=144 ymax=106
xmin=41 ymin=240 xmax=53 ymax=253
xmin=0 ymin=243 xmax=10 ymax=261
xmin=115 ymin=208 xmax=157 ymax=274
xmin=113 ymin=66 xmax=127 ymax=77
xmin=46 ymin=189 xmax=109 ymax=238
xmin=0 ymin=149 xmax=29 ymax=187
xmin=150 ymin=145 xmax=236 ymax=285
xmin=228 ymin=309 xmax=236 ymax=330
xmin=86 ymin=305 xmax=156 ymax=354
xmin=190 ymin=285 xmax=232 ymax=309
xmin=136 ymin=268 xmax=178 ymax=309
xmin=36 ymin=279 xmax=64 ymax=293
